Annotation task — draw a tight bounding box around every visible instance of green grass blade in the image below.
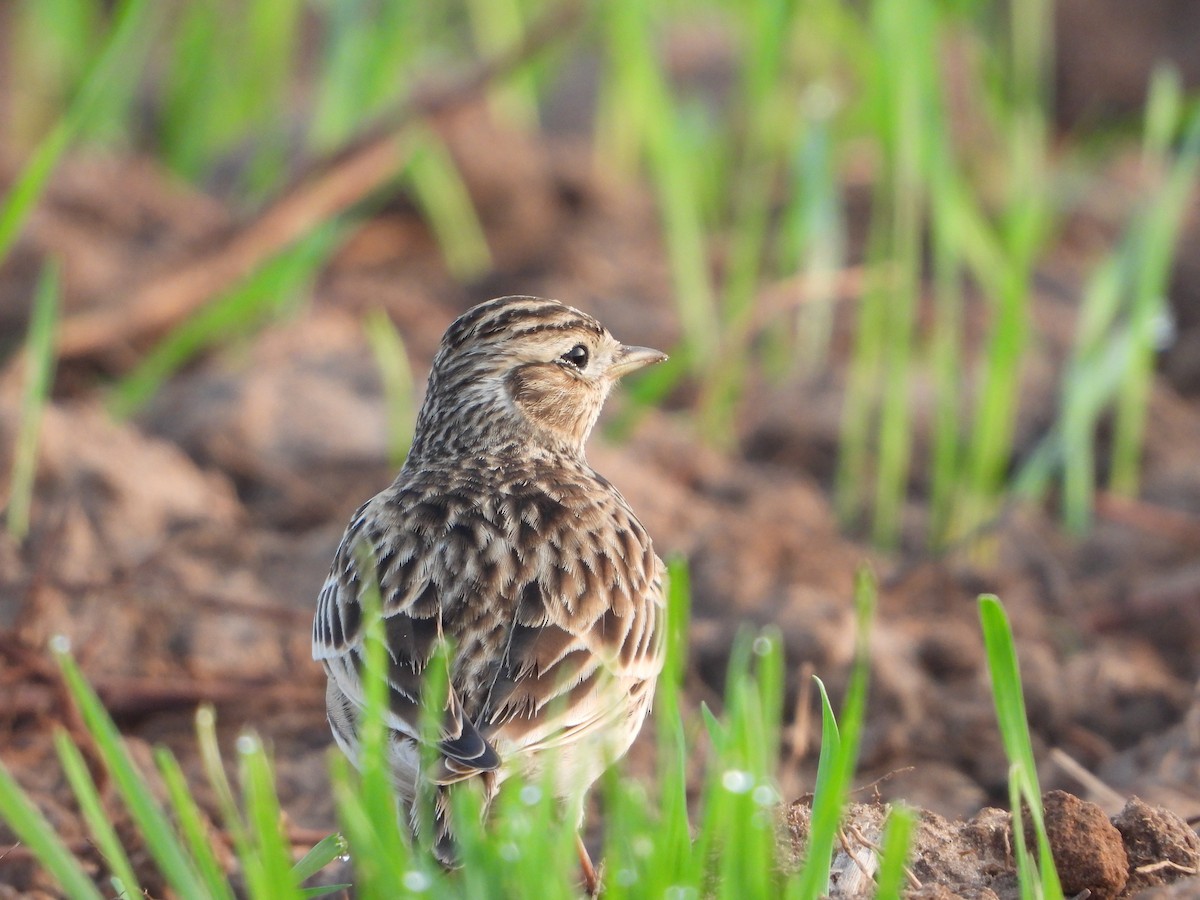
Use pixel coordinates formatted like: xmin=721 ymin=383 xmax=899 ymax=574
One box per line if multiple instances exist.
xmin=308 ymin=1 xmax=416 ymax=151
xmin=1008 ymin=766 xmax=1039 ymax=900
xmin=238 ymin=733 xmax=301 ymax=900
xmin=874 ymin=804 xmax=916 ymax=899
xmin=195 ymin=705 xmax=250 ymax=859
xmin=0 ymin=755 xmax=104 ymax=900
xmin=979 ymin=600 xmax=1036 ymax=787
xmin=52 ymin=729 xmax=143 ymax=897
xmin=53 ymin=644 xmax=206 ymax=899
xmin=0 ymin=0 xmax=154 ymax=263
xmin=795 ymin=567 xmax=876 ymax=898
xmin=977 ymin=596 xmax=1038 ymax=785
xmin=339 ymin=551 xmax=411 ymax=888
xmin=405 ymin=128 xmax=492 ymax=280
xmin=792 ymin=676 xmax=840 ymax=898
xmin=329 ymin=753 xmax=407 ymax=900
xmin=1109 ymin=104 xmax=1200 ymax=496
xmin=154 ymin=747 xmax=238 ymax=900
xmin=363 ymin=309 xmax=417 ymax=469
xmin=7 ymin=262 xmax=60 ymax=539
xmin=291 ymin=832 xmax=348 ymax=885
xmin=979 ymin=596 xmax=1063 ymax=898
xmin=466 ymin=0 xmax=539 ymax=127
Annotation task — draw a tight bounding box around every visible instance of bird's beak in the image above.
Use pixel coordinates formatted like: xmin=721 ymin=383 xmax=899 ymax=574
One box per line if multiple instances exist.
xmin=608 ymin=345 xmax=668 ymax=379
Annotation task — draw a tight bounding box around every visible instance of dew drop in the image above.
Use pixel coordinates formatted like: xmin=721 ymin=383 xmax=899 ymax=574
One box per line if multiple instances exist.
xmin=403 ymin=870 xmax=432 ymax=891
xmin=752 ymin=783 xmax=780 ymax=807
xmin=519 ymin=784 xmax=542 ymax=806
xmin=752 ymin=635 xmax=772 ymax=656
xmin=235 ymin=734 xmax=258 ymax=755
xmin=48 ymin=634 xmax=71 ymax=654
xmin=721 ymin=769 xmax=754 ymax=794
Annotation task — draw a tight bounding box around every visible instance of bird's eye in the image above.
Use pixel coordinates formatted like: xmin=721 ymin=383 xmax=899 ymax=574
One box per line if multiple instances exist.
xmin=560 ymin=344 xmax=589 ymax=369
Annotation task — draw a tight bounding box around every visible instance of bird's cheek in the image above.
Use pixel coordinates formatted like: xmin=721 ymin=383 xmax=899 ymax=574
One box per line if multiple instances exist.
xmin=506 ymin=364 xmax=576 ymax=431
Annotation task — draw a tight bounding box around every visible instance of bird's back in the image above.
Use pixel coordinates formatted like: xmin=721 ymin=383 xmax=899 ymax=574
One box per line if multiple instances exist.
xmin=314 ymin=453 xmax=665 ymax=797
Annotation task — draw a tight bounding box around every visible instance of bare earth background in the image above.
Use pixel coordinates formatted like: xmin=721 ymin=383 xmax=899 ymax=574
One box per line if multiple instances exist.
xmin=2 ymin=4 xmax=1200 ymax=897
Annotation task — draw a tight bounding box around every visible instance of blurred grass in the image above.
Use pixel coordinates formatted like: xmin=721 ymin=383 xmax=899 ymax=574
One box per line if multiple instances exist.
xmin=364 ymin=308 xmax=418 ymax=468
xmin=0 ymin=0 xmax=154 ymax=264
xmin=4 ymin=0 xmax=1197 ymax=546
xmin=5 ymin=264 xmax=59 ymax=540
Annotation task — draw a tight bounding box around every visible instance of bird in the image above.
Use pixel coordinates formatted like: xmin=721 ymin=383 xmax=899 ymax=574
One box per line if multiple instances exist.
xmin=312 ymin=295 xmax=668 ymax=891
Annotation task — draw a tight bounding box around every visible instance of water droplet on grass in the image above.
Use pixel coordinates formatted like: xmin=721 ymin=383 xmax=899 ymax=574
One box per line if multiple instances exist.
xmin=403 ymin=870 xmax=432 ymax=891
xmin=752 ymin=783 xmax=780 ymax=806
xmin=721 ymin=769 xmax=754 ymax=793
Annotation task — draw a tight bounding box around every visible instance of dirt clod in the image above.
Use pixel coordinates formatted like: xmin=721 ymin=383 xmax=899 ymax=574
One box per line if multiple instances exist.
xmin=1113 ymin=797 xmax=1200 ymax=894
xmin=1031 ymin=790 xmax=1128 ymax=899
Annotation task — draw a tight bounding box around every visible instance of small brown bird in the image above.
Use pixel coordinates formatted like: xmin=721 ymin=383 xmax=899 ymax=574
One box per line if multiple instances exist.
xmin=313 ymin=296 xmax=667 ymax=889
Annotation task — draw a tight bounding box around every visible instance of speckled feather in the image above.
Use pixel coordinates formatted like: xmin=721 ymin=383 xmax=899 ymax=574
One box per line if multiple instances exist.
xmin=313 ymin=296 xmax=667 ymax=860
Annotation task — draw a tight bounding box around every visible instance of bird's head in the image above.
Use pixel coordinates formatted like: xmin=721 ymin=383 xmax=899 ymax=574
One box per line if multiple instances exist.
xmin=409 ymin=296 xmax=667 ymax=460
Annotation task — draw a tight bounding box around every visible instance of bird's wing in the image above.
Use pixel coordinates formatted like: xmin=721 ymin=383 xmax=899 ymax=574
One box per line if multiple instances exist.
xmin=313 ymin=495 xmax=501 ymax=779
xmin=477 ymin=492 xmax=667 ymax=759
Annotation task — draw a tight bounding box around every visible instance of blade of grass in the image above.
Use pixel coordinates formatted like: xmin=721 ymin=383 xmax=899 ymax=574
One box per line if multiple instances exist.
xmin=363 ymin=308 xmax=417 ymax=469
xmin=6 ymin=262 xmax=59 ymax=539
xmin=599 ymin=0 xmax=719 ymax=366
xmin=52 ymin=729 xmax=143 ymax=897
xmin=340 ymin=549 xmax=411 ymax=888
xmin=0 ymin=756 xmax=104 ymax=900
xmin=237 ymin=733 xmax=301 ymax=900
xmin=154 ymin=747 xmax=238 ymax=900
xmin=1109 ymin=102 xmax=1200 ymax=496
xmin=792 ymin=567 xmax=875 ymax=898
xmin=873 ymin=804 xmax=916 ymax=900
xmin=291 ymin=833 xmax=349 ymax=886
xmin=1008 ymin=766 xmax=1040 ymax=900
xmin=869 ymin=0 xmax=934 ymax=548
xmin=979 ymin=596 xmax=1063 ymax=898
xmin=927 ymin=164 xmax=966 ymax=546
xmin=53 ymin=643 xmax=207 ymax=899
xmin=0 ymin=0 xmax=154 ymax=263
xmin=196 ymin=705 xmax=251 ymax=863
xmin=466 ymin=0 xmax=540 ymax=127
xmin=405 ymin=127 xmax=492 ymax=280
xmin=328 ymin=753 xmax=410 ymax=900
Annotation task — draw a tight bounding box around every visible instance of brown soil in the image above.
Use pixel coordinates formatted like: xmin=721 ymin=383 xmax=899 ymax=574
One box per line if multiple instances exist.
xmin=3 ymin=17 xmax=1200 ymax=899
xmin=784 ymin=794 xmax=1199 ymax=898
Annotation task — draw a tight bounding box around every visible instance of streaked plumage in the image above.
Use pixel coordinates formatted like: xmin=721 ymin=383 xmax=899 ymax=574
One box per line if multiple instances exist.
xmin=313 ymin=296 xmax=667 ymax=882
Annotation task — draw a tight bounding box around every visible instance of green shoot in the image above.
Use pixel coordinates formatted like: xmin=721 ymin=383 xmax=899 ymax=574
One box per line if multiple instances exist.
xmin=791 ymin=567 xmax=875 ymax=897
xmin=363 ymin=308 xmax=418 ymax=469
xmin=0 ymin=0 xmax=154 ymax=264
xmin=874 ymin=805 xmax=917 ymax=899
xmin=979 ymin=595 xmax=1063 ymax=899
xmin=7 ymin=263 xmax=60 ymax=540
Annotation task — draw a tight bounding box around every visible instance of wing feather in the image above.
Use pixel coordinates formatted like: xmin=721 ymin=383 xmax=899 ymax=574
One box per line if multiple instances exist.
xmin=313 ymin=474 xmax=664 ymax=789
